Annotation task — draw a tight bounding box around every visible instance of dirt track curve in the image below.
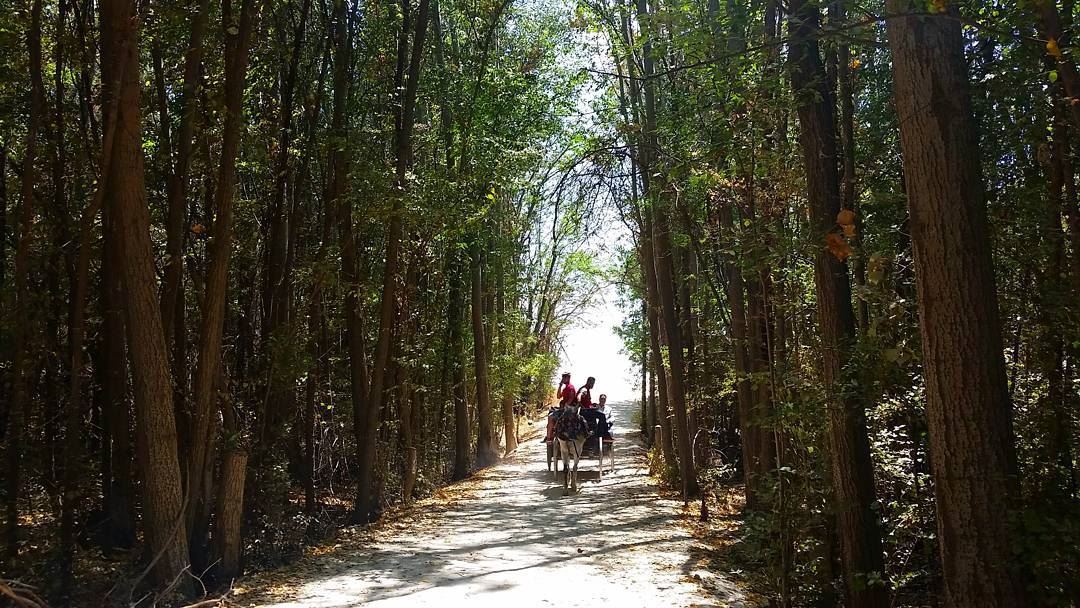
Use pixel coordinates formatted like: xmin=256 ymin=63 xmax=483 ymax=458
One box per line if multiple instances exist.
xmin=239 ymin=400 xmax=748 ymax=608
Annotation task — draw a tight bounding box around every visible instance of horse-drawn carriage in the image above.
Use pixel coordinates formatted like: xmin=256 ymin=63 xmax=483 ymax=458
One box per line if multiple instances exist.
xmin=546 ymin=407 xmax=615 ymax=492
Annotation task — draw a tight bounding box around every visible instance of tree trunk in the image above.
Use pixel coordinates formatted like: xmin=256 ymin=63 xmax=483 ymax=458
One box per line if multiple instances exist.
xmin=160 ymin=0 xmax=211 ymax=411
xmin=212 ymin=449 xmax=248 ymax=582
xmin=640 ymin=230 xmax=677 ymax=469
xmin=1035 ymin=0 xmax=1080 ymax=132
xmin=497 ymin=242 xmax=518 ymax=456
xmin=303 ymin=244 xmax=325 ymax=513
xmin=262 ymin=0 xmax=313 ymax=447
xmin=50 ymin=0 xmax=74 ymax=531
xmin=636 ymin=0 xmax=698 ymax=498
xmin=746 ymin=271 xmax=776 ymax=498
xmin=886 ymin=4 xmax=1029 ymax=605
xmin=653 ymin=202 xmax=699 ymax=497
xmin=101 ymin=208 xmax=136 ymax=550
xmin=358 ymin=0 xmax=432 ymax=521
xmin=449 ymin=251 xmax=471 ymax=479
xmin=187 ymin=0 xmax=259 ymax=563
xmin=4 ymin=0 xmax=44 ymax=564
xmin=100 ymin=0 xmax=191 ymax=586
xmin=787 ymin=1 xmax=888 ymax=604
xmin=0 ymin=145 xmax=6 ymax=291
xmin=716 ymin=204 xmax=760 ymax=506
xmin=834 ymin=1 xmax=868 ymax=331
xmin=325 ymin=0 xmax=370 ymax=524
xmin=398 ymin=261 xmax=420 ymax=503
xmin=472 ymin=244 xmax=499 ymax=467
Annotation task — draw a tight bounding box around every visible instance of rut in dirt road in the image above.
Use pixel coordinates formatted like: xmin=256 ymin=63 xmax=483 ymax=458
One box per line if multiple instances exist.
xmin=243 ymin=400 xmax=748 ymax=608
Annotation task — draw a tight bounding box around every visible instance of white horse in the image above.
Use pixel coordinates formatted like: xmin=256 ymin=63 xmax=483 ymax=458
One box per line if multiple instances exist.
xmin=554 ymin=404 xmax=589 ymax=495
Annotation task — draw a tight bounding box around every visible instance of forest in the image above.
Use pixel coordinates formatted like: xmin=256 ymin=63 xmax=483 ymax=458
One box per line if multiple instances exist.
xmin=0 ymin=0 xmax=1078 ymax=605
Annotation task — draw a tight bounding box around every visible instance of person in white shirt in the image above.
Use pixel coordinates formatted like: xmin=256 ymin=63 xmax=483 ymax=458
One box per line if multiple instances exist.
xmin=597 ymin=394 xmax=614 ymax=436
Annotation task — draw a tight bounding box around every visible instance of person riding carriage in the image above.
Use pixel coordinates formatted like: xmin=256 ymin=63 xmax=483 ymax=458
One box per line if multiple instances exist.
xmin=544 ymin=373 xmax=615 ymax=490
xmin=543 ymin=375 xmax=611 ymax=442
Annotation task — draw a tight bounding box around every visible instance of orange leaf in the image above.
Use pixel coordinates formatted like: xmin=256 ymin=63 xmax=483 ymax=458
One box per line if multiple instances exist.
xmin=836 ymin=208 xmax=856 ymax=226
xmin=826 ymin=233 xmax=853 ymax=262
xmin=1048 ymin=38 xmax=1064 ymax=60
xmin=842 ymin=223 xmax=857 ymax=238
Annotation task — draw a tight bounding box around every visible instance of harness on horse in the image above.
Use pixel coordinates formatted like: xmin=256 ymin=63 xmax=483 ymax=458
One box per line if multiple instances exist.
xmin=553 ymin=409 xmax=590 ymax=441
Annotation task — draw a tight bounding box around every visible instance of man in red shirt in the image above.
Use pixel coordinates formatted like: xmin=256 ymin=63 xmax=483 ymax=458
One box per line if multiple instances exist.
xmin=543 ymin=372 xmax=575 ymax=442
xmin=577 ymin=376 xmax=596 ymax=408
xmin=558 ymin=372 xmax=576 ymax=407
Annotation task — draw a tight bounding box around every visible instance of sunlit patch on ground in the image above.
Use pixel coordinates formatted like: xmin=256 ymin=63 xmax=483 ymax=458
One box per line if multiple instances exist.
xmin=235 ymin=401 xmax=750 ymax=608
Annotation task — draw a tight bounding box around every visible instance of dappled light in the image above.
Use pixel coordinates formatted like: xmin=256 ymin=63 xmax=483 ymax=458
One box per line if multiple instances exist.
xmin=1 ymin=0 xmax=1078 ymax=606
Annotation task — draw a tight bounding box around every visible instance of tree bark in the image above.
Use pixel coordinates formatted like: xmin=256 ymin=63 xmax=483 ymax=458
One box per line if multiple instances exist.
xmin=886 ymin=4 xmax=1030 ymax=605
xmin=834 ymin=1 xmax=868 ymax=331
xmin=640 ymin=223 xmax=677 ymax=469
xmin=327 ymin=0 xmax=372 ymax=524
xmin=0 ymin=146 xmax=6 ymax=291
xmin=1035 ymin=0 xmax=1080 ymax=132
xmin=213 ymin=449 xmax=248 ymax=581
xmin=717 ymin=204 xmax=763 ymax=508
xmin=54 ymin=0 xmax=80 ymax=589
xmin=497 ymin=239 xmax=518 ymax=456
xmin=100 ymin=0 xmax=191 ymax=586
xmin=101 ymin=207 xmax=136 ymax=551
xmin=787 ymin=1 xmax=888 ymax=604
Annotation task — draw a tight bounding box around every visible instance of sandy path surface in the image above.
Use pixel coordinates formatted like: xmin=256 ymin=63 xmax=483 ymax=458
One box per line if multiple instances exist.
xmin=240 ymin=400 xmax=747 ymax=608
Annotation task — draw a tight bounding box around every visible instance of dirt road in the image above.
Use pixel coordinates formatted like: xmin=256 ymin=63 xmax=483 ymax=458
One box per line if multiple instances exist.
xmin=240 ymin=400 xmax=747 ymax=607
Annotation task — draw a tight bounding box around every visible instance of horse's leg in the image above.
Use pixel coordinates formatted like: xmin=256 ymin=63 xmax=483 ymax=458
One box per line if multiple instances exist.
xmin=597 ymin=439 xmax=603 ymax=480
xmin=553 ymin=441 xmax=561 ymax=481
xmin=565 ymin=440 xmax=574 ymax=496
xmin=571 ymin=440 xmax=581 ymax=493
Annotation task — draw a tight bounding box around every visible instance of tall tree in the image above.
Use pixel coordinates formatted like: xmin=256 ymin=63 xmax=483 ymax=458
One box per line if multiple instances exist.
xmin=186 ymin=0 xmax=260 ymax=563
xmin=787 ymin=0 xmax=888 ymax=604
xmin=357 ymin=0 xmax=433 ymax=519
xmin=261 ymin=0 xmax=314 ymax=445
xmin=472 ymin=243 xmax=499 ymax=466
xmin=99 ymin=0 xmax=190 ymax=586
xmin=448 ymin=250 xmax=472 ymax=479
xmin=159 ymin=0 xmax=211 ymax=410
xmin=886 ymin=3 xmax=1029 ymax=605
xmin=636 ymin=0 xmax=698 ymax=497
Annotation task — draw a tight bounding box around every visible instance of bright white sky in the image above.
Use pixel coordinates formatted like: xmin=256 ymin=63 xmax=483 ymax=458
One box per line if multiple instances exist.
xmin=558 ymin=291 xmax=637 ymax=402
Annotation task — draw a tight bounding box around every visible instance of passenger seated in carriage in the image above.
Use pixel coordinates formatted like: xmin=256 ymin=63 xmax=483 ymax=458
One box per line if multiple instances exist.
xmin=579 ymin=390 xmax=613 ymax=441
xmin=597 ymin=394 xmax=614 ymax=433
